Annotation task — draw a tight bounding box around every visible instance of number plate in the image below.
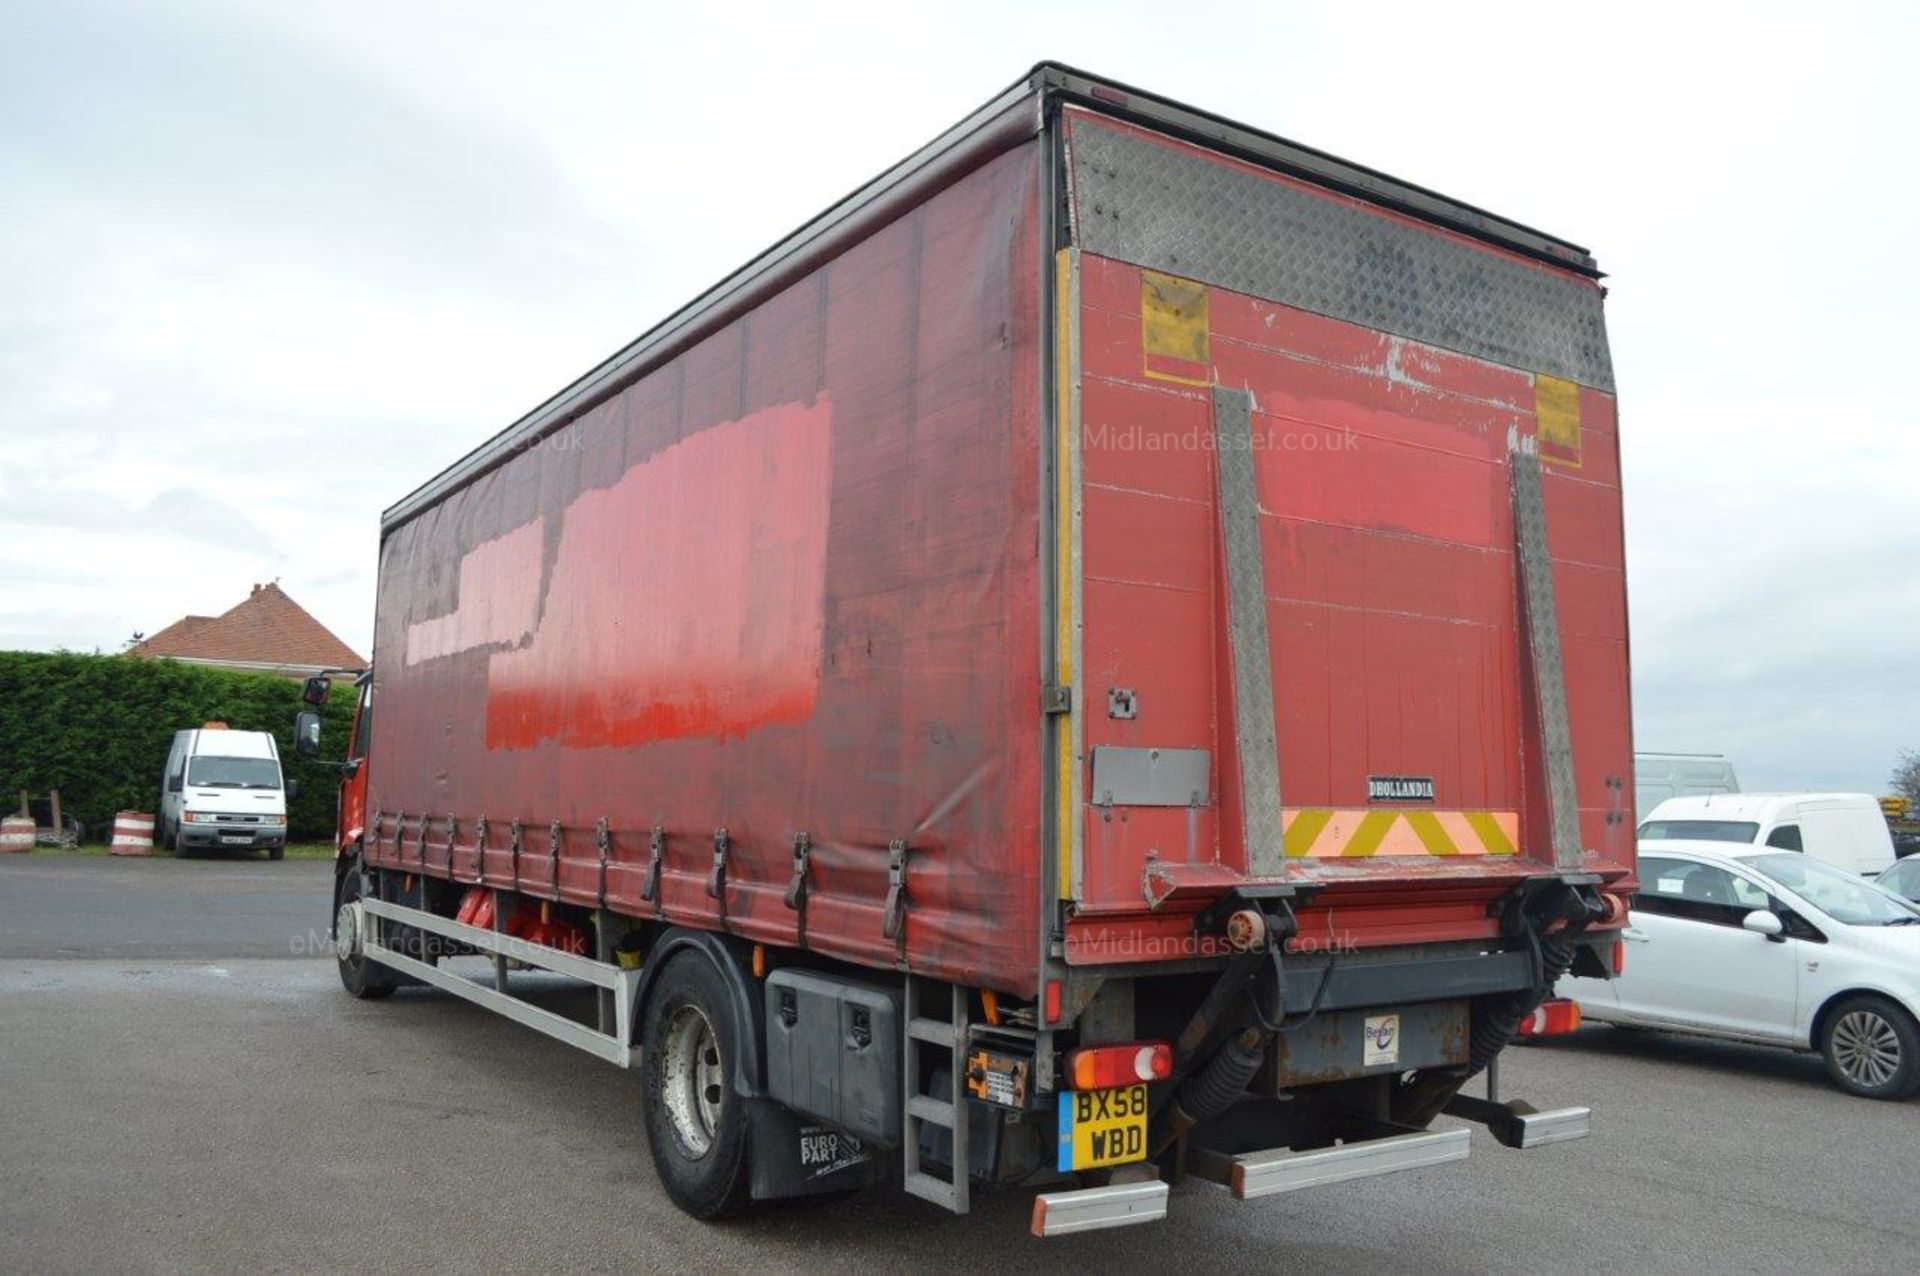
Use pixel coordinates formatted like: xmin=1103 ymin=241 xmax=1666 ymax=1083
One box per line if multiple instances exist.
xmin=219 ymin=835 xmax=253 ymax=845
xmin=1055 ymin=1083 xmax=1148 ymax=1171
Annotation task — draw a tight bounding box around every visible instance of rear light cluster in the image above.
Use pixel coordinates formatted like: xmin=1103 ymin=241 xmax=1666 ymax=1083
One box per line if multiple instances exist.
xmin=1515 ymin=998 xmax=1582 ymax=1038
xmin=1064 ymin=1041 xmax=1173 ymax=1090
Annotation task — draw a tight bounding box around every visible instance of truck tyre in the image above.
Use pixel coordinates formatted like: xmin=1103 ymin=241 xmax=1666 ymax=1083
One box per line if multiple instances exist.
xmin=336 ymin=861 xmax=397 ymax=1001
xmin=1821 ymin=995 xmax=1920 ymax=1100
xmin=172 ymin=827 xmax=192 ymax=859
xmin=640 ymin=952 xmax=752 ymax=1219
xmin=268 ymin=843 xmax=285 ymax=862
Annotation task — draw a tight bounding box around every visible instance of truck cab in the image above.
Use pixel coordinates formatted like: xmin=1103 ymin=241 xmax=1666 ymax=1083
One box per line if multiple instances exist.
xmin=337 ymin=673 xmax=374 ymax=853
xmin=292 ymin=669 xmax=372 ymax=857
xmin=158 ymin=725 xmax=291 ymax=859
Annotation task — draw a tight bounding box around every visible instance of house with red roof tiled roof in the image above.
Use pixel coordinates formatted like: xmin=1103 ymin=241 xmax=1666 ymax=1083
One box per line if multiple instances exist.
xmin=129 ymin=583 xmax=365 ymax=679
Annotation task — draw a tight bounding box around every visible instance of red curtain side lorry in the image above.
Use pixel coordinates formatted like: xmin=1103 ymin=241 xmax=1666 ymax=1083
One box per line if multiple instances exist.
xmin=298 ymin=63 xmax=1635 ymax=1236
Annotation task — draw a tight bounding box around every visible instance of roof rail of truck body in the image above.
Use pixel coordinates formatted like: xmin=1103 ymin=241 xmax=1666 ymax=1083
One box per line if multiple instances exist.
xmin=381 ymin=62 xmax=1603 ymax=536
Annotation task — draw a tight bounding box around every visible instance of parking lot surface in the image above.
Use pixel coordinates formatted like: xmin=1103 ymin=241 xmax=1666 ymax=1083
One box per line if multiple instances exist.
xmin=1 ymin=856 xmax=1915 ymax=1273
xmin=0 ymin=855 xmax=332 ymax=959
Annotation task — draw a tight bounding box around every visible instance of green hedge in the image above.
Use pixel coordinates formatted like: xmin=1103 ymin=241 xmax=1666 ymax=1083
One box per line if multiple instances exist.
xmin=0 ymin=651 xmax=358 ymax=842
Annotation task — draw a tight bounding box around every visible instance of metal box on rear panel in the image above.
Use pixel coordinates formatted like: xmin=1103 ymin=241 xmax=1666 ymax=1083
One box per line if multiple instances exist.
xmin=764 ymin=969 xmax=902 ymax=1147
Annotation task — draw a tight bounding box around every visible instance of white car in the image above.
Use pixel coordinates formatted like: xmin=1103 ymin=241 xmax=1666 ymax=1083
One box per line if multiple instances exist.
xmin=1563 ymin=839 xmax=1920 ymax=1099
xmin=1878 ymin=856 xmax=1920 ymax=903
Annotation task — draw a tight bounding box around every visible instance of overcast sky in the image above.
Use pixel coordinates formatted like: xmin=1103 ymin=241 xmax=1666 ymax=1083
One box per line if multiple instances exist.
xmin=3 ymin=1 xmax=1914 ymax=792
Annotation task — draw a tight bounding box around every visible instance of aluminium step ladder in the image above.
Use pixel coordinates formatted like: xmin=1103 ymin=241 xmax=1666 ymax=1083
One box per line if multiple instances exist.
xmin=903 ymin=975 xmax=970 ymax=1212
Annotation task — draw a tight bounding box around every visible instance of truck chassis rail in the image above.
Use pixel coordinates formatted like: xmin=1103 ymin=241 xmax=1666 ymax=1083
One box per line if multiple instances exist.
xmin=345 ymin=895 xmax=1591 ymax=1236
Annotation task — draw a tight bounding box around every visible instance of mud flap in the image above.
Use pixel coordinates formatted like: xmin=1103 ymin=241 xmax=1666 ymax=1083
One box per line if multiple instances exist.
xmin=747 ymin=1100 xmax=881 ymax=1201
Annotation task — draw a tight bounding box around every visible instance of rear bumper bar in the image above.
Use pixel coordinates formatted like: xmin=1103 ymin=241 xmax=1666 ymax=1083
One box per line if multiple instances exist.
xmin=1506 ymin=1106 xmax=1591 ymax=1148
xmin=1032 ymin=1127 xmax=1468 ymax=1236
xmin=1032 ymin=1097 xmax=1592 ymax=1235
xmin=1442 ymin=1092 xmax=1592 ymax=1149
xmin=1221 ymin=1127 xmax=1470 ymax=1199
xmin=1030 ymin=1180 xmax=1170 ymax=1237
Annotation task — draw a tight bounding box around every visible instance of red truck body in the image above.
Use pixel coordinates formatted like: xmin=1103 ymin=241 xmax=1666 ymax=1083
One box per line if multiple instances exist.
xmin=361 ymin=68 xmax=1632 ymax=1005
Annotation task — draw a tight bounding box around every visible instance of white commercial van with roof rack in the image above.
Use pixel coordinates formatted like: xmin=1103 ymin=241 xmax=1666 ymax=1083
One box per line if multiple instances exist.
xmin=157 ymin=724 xmax=294 ymax=859
xmin=1633 ymin=751 xmax=1739 ymax=822
xmin=1638 ymin=793 xmax=1896 ymax=877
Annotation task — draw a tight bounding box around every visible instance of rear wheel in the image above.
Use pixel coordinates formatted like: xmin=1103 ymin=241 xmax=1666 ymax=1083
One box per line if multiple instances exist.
xmin=1821 ymin=995 xmax=1920 ymax=1100
xmin=335 ymin=861 xmax=397 ymax=1000
xmin=640 ymin=953 xmax=751 ymax=1218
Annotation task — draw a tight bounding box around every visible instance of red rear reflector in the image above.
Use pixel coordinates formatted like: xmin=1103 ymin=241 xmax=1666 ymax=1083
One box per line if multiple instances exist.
xmin=1611 ymin=938 xmax=1626 ymax=977
xmin=1043 ymin=980 xmax=1062 ymax=1024
xmin=1065 ymin=1041 xmax=1173 ymax=1090
xmin=1515 ymin=999 xmax=1582 ymax=1038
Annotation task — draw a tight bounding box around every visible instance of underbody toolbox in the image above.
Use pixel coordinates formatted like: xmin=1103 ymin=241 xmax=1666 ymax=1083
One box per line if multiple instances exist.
xmin=764 ymin=969 xmax=903 ymax=1147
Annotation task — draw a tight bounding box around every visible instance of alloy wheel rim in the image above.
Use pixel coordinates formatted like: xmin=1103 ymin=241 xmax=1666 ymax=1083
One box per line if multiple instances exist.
xmin=334 ymin=901 xmax=359 ymax=963
xmin=1833 ymin=1010 xmax=1900 ymax=1089
xmin=661 ymin=1004 xmax=724 ymax=1156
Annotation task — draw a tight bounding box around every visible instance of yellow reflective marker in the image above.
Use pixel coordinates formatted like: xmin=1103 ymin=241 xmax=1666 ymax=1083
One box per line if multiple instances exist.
xmin=1281 ymin=809 xmax=1522 ymax=857
xmin=1141 ymin=270 xmax=1210 ymax=385
xmin=1535 ymin=373 xmax=1582 ymax=468
xmin=1054 ymin=249 xmax=1079 ymax=899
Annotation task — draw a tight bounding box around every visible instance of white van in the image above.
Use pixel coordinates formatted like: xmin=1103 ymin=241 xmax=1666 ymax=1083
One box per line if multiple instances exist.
xmin=1634 ymin=751 xmax=1739 ymax=822
xmin=1638 ymin=793 xmax=1896 ymax=877
xmin=157 ymin=725 xmax=293 ymax=860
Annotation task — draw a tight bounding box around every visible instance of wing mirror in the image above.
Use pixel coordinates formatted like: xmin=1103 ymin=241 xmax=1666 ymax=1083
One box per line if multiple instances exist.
xmin=301 ymin=675 xmax=332 ymax=708
xmin=1742 ymin=910 xmax=1785 ymax=941
xmin=294 ymin=711 xmax=322 ymax=759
